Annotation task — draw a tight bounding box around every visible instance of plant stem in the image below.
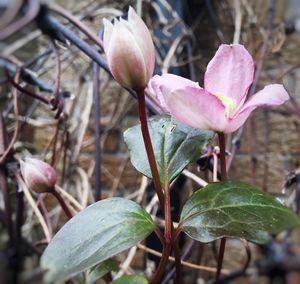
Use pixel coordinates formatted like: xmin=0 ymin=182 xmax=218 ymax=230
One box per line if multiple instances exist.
xmin=149 ymin=243 xmax=171 ymax=284
xmin=172 ymin=224 xmax=183 ymax=244
xmin=164 ymin=187 xmax=171 ymax=239
xmin=52 ymin=188 xmax=74 ymax=219
xmin=173 ymin=238 xmax=182 ymax=284
xmin=167 ymin=191 xmax=181 ymax=283
xmin=215 ymin=238 xmax=226 ymax=283
xmin=215 ymin=132 xmax=227 ymax=283
xmin=136 ymin=90 xmax=164 ymax=208
xmin=218 ymin=132 xmax=227 ymax=181
xmin=136 ymin=89 xmax=172 ymax=283
xmin=154 ymin=226 xmax=165 ymax=244
xmin=14 ymin=185 xmax=24 ymax=283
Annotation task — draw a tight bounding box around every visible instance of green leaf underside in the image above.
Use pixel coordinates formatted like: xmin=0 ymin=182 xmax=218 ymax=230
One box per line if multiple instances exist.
xmin=41 ymin=198 xmax=155 ymax=283
xmin=124 ymin=114 xmax=214 ymax=186
xmin=112 ymin=275 xmax=148 ymax=284
xmin=180 ymin=181 xmax=300 ymax=244
xmin=76 ymin=259 xmax=118 ymax=284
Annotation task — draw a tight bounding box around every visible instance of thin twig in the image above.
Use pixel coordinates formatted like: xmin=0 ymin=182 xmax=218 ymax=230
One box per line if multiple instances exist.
xmin=49 ymin=2 xmax=104 ymax=50
xmin=0 ymin=113 xmax=14 ymax=244
xmin=5 ymin=69 xmax=49 ymax=105
xmin=17 ymin=174 xmax=51 ymax=242
xmin=138 ymin=244 xmax=230 ymax=274
xmin=0 ymin=0 xmax=40 ymax=40
xmin=49 ymin=38 xmax=62 ymax=118
xmin=55 ymin=184 xmax=83 ymax=211
xmin=182 ymin=169 xmax=208 ymax=187
xmin=233 ymin=0 xmax=243 ymax=44
xmin=92 ymin=61 xmax=101 ymax=201
xmin=248 ymin=0 xmax=275 ymax=97
xmin=0 ymin=68 xmax=20 ymax=163
xmin=115 ymin=246 xmax=137 ymax=279
xmin=0 ymin=0 xmax=23 ymax=30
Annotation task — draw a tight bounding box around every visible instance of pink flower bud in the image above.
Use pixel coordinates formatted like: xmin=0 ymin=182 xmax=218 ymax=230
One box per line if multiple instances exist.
xmin=103 ymin=7 xmax=155 ymax=90
xmin=20 ymin=158 xmax=57 ymax=193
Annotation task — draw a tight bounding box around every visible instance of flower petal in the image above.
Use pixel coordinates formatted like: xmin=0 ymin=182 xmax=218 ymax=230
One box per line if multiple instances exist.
xmin=149 ymin=74 xmax=199 ymax=110
xmin=149 ymin=74 xmax=227 ymax=131
xmin=103 ymin=18 xmax=114 ymax=52
xmin=204 ymin=44 xmax=254 ymax=105
xmin=105 ymin=20 xmax=147 ymax=89
xmin=224 ymin=84 xmax=289 ymax=133
xmin=128 ymin=6 xmax=155 ymax=80
xmin=237 ymin=84 xmax=289 ymax=110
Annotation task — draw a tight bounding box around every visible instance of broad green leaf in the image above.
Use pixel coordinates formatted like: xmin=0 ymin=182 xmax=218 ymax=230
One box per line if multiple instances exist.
xmin=87 ymin=259 xmax=118 ymax=283
xmin=180 ymin=181 xmax=300 ymax=244
xmin=76 ymin=259 xmax=118 ymax=284
xmin=124 ymin=114 xmax=214 ymax=186
xmin=112 ymin=275 xmax=148 ymax=284
xmin=41 ymin=198 xmax=155 ymax=283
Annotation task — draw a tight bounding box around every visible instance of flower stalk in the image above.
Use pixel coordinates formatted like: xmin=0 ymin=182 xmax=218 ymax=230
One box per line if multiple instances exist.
xmin=138 ymin=88 xmax=168 ymax=283
xmin=164 ymin=186 xmax=172 ymax=240
xmin=136 ymin=89 xmax=164 ymax=208
xmin=137 ymin=89 xmax=183 ymax=283
xmin=215 ymin=132 xmax=227 ymax=283
xmin=149 ymin=243 xmax=171 ymax=284
xmin=51 ymin=187 xmax=74 ymax=219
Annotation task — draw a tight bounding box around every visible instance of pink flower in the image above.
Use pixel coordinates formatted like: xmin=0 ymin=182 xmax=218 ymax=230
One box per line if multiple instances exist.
xmin=20 ymin=158 xmax=57 ymax=193
xmin=149 ymin=44 xmax=289 ymax=133
xmin=103 ymin=7 xmax=155 ymax=90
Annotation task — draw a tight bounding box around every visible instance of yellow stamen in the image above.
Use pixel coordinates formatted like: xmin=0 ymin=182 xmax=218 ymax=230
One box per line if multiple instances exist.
xmin=214 ymin=92 xmax=237 ymax=118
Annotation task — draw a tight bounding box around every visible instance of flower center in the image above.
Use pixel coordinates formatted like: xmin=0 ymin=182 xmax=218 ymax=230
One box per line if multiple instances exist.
xmin=214 ymin=92 xmax=237 ymax=118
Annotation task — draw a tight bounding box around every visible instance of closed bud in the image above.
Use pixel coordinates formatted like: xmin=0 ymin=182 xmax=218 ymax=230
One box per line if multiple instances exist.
xmin=103 ymin=7 xmax=155 ymax=90
xmin=20 ymin=158 xmax=57 ymax=193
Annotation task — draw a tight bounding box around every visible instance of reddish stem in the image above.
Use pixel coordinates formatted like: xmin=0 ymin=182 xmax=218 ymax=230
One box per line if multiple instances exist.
xmin=164 ymin=187 xmax=171 ymax=240
xmin=136 ymin=90 xmax=164 ymax=208
xmin=52 ymin=188 xmax=74 ymax=219
xmin=215 ymin=132 xmax=228 ymax=283
xmin=215 ymin=238 xmax=226 ymax=283
xmin=149 ymin=243 xmax=171 ymax=284
xmin=173 ymin=236 xmax=182 ymax=284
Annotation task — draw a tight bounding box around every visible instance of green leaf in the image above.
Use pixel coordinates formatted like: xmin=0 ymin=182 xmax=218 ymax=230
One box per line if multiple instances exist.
xmin=76 ymin=259 xmax=118 ymax=284
xmin=41 ymin=198 xmax=155 ymax=283
xmin=88 ymin=259 xmax=118 ymax=283
xmin=124 ymin=114 xmax=214 ymax=186
xmin=180 ymin=181 xmax=300 ymax=244
xmin=112 ymin=275 xmax=148 ymax=284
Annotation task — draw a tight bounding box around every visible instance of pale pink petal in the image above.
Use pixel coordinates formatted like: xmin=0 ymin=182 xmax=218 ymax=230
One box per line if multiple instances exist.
xmin=128 ymin=6 xmax=155 ymax=80
xmin=223 ymin=107 xmax=255 ymax=133
xmin=149 ymin=74 xmax=199 ymax=110
xmin=102 ymin=18 xmax=114 ymax=52
xmin=150 ymin=74 xmax=227 ymax=131
xmin=106 ymin=20 xmax=147 ymax=88
xmin=204 ymin=44 xmax=254 ymax=105
xmin=237 ymin=84 xmax=289 ymax=111
xmin=224 ymin=84 xmax=289 ymax=133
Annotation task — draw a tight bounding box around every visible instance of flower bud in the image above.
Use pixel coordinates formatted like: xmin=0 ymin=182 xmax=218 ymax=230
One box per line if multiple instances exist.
xmin=103 ymin=6 xmax=155 ymax=90
xmin=20 ymin=158 xmax=57 ymax=193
